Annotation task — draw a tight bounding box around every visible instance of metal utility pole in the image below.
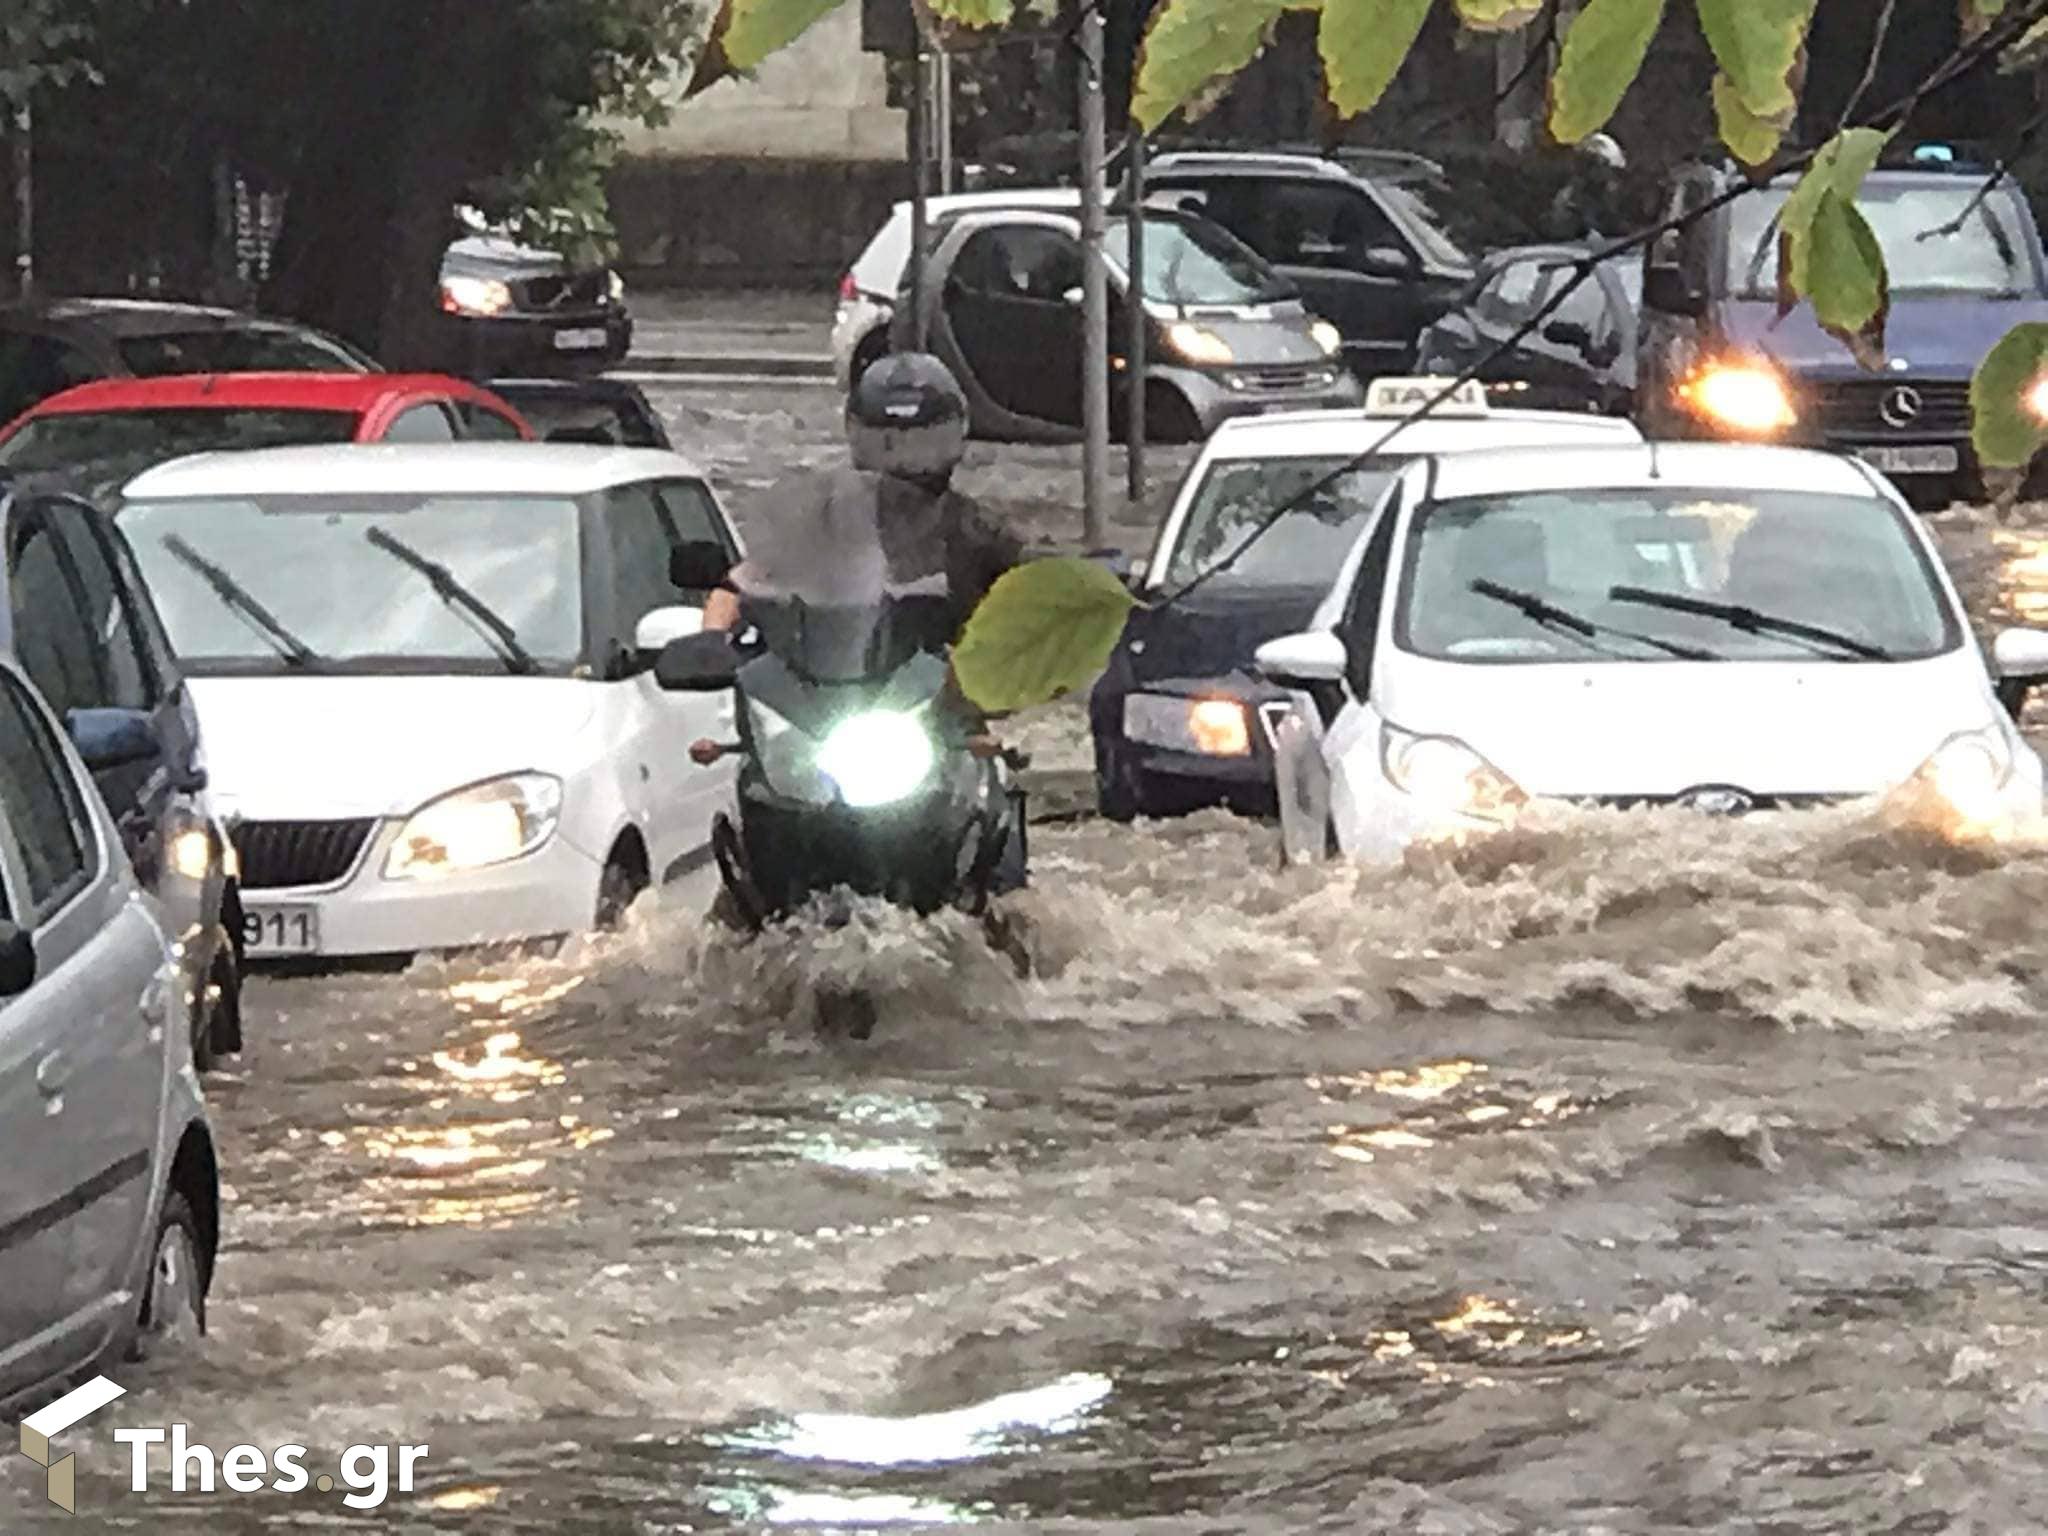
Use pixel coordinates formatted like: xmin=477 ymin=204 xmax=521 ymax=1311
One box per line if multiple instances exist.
xmin=1123 ymin=128 xmax=1147 ymax=503
xmin=1077 ymin=4 xmax=1109 ymax=548
xmin=908 ymin=43 xmax=932 ymax=349
xmin=936 ymin=50 xmax=955 ymax=195
xmin=11 ymin=101 xmax=31 ymax=301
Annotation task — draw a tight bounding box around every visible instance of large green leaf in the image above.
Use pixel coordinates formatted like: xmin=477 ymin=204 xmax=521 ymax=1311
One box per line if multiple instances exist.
xmin=1972 ymin=323 xmax=2048 ymax=469
xmin=1548 ymin=0 xmax=1665 ymax=145
xmin=1805 ymin=188 xmax=1888 ymax=366
xmin=953 ymin=559 xmax=1139 ymax=714
xmin=1775 ymin=126 xmax=1892 ymax=311
xmin=1131 ymin=0 xmax=1310 ymax=132
xmin=2003 ymin=15 xmax=2048 ymax=67
xmin=1694 ymin=0 xmax=1814 ymax=117
xmin=1712 ymin=70 xmax=1790 ymax=167
xmin=1449 ymin=0 xmax=1545 ymax=30
xmin=686 ymin=0 xmax=849 ymax=96
xmin=1320 ymin=0 xmax=1435 ymax=117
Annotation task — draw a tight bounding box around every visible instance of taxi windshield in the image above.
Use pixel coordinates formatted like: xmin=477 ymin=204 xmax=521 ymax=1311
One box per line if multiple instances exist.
xmin=1394 ymin=487 xmax=1960 ymax=663
xmin=1165 ymin=455 xmax=1398 ymax=587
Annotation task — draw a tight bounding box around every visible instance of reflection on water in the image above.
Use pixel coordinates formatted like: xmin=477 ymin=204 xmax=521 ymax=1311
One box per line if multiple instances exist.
xmin=706 ymin=1485 xmax=990 ymax=1526
xmin=717 ymin=1374 xmax=1113 ymax=1468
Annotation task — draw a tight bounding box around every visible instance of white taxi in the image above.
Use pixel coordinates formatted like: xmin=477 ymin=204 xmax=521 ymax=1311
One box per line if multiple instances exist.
xmin=1257 ymin=442 xmax=2048 ymax=862
xmin=1091 ymin=378 xmax=1642 ymax=820
xmin=115 ymin=445 xmax=742 ymax=959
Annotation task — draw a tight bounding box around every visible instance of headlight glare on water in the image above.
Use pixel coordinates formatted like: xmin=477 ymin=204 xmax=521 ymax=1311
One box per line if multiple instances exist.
xmin=816 ymin=710 xmax=935 ymax=808
xmin=384 ymin=773 xmax=563 ymax=880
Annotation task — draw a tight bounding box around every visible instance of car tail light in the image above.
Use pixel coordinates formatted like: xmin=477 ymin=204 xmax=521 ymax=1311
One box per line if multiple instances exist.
xmin=838 ymin=272 xmax=859 ymax=303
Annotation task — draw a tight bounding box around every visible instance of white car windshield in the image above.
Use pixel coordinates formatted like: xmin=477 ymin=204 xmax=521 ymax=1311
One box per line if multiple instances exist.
xmin=1166 ymin=455 xmax=1399 ymax=587
xmin=1731 ymin=183 xmax=2033 ymax=298
xmin=120 ymin=494 xmax=583 ymax=674
xmin=1394 ymin=488 xmax=1960 ymax=663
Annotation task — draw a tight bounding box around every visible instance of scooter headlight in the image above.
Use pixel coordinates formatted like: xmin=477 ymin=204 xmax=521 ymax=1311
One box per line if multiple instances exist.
xmin=816 ymin=710 xmax=936 ymax=808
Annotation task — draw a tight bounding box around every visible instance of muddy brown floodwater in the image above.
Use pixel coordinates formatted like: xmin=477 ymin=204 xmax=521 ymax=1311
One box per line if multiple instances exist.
xmin=14 ymin=383 xmax=2048 ymax=1534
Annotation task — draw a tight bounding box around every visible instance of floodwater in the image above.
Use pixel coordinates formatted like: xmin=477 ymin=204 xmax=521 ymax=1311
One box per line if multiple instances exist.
xmin=11 ymin=386 xmax=2048 ymax=1533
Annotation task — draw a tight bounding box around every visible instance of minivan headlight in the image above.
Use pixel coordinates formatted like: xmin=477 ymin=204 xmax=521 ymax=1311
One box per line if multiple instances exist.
xmin=1678 ymin=361 xmax=1797 ymax=435
xmin=384 ymin=773 xmax=562 ymax=880
xmin=440 ymin=275 xmax=514 ymax=318
xmin=1165 ymin=322 xmax=1234 ymax=367
xmin=1380 ymin=724 xmax=1525 ymax=821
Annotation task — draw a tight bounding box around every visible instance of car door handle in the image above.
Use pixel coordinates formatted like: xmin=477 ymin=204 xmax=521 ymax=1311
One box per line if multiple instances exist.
xmin=36 ymin=1051 xmax=70 ymax=1098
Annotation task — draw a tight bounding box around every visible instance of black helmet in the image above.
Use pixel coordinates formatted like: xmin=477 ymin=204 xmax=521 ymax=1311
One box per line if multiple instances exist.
xmin=846 ymin=351 xmax=969 ymax=482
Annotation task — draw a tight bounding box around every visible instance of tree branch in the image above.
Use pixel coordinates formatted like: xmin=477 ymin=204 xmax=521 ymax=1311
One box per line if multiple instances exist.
xmin=1839 ymin=0 xmax=1899 ymax=132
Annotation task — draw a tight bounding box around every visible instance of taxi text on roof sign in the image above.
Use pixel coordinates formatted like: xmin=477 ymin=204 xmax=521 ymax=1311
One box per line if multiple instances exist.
xmin=1365 ymin=377 xmax=1492 ymax=418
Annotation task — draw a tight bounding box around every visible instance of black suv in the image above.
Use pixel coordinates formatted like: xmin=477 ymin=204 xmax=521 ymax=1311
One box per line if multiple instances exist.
xmin=1143 ymin=150 xmax=1474 ymax=382
xmin=1636 ymin=152 xmax=2048 ymax=507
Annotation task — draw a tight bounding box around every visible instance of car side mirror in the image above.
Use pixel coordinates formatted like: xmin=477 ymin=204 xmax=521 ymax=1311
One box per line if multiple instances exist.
xmin=654 ymin=631 xmax=740 ymax=693
xmin=1359 ymin=246 xmax=1415 ymax=279
xmin=1542 ymin=319 xmax=1595 ymax=351
xmin=635 ymin=604 xmax=704 ymax=657
xmin=1643 ymin=262 xmax=1706 ymax=319
xmin=669 ymin=540 xmax=734 ymax=593
xmin=68 ymin=708 xmax=161 ymax=772
xmin=1086 ymin=547 xmax=1147 ymax=591
xmin=0 ymin=921 xmax=34 ymax=999
xmin=1254 ymin=630 xmax=1350 ymax=689
xmin=1993 ymin=627 xmax=2048 ymax=714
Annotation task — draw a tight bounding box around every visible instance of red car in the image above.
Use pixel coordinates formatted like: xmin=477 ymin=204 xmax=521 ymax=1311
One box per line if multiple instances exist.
xmin=0 ymin=372 xmax=533 ymax=476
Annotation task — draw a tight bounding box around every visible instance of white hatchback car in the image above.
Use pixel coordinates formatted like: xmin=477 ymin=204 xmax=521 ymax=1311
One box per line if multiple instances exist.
xmin=1258 ymin=442 xmax=2048 ymax=863
xmin=114 ymin=445 xmax=743 ymax=960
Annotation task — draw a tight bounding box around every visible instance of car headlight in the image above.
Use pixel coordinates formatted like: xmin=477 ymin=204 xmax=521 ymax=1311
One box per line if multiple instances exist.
xmin=607 ymin=269 xmax=626 ymax=304
xmin=441 ymin=276 xmax=514 ymax=318
xmin=1123 ymin=693 xmax=1252 ymax=757
xmin=1165 ymin=321 xmax=1234 ymax=367
xmin=1678 ymin=361 xmax=1796 ymax=435
xmin=384 ymin=773 xmax=562 ymax=880
xmin=1912 ymin=726 xmax=2016 ymax=827
xmin=168 ymin=825 xmax=216 ymax=882
xmin=1380 ymin=724 xmax=1525 ymax=821
xmin=815 ymin=710 xmax=936 ymax=808
xmin=1310 ymin=319 xmax=1343 ymax=357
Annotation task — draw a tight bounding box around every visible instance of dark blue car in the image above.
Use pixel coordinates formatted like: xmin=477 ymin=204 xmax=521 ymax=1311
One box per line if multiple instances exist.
xmin=1636 ymin=153 xmax=2048 ymax=507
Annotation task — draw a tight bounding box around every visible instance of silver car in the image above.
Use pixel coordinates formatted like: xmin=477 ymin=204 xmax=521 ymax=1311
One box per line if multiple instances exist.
xmin=0 ymin=657 xmax=218 ymax=1410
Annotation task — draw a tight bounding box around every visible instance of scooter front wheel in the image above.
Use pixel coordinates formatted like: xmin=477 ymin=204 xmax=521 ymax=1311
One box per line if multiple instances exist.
xmin=712 ymin=813 xmax=769 ymax=933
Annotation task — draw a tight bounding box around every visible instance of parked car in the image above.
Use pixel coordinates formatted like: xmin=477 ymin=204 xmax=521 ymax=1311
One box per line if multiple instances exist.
xmin=0 ymin=373 xmax=532 ymax=478
xmin=832 ymin=189 xmax=1085 ymax=391
xmin=1258 ymin=442 xmax=2048 ymax=865
xmin=898 ymin=202 xmax=1361 ymax=443
xmin=1416 ymin=244 xmax=1640 ymax=415
xmin=482 ymin=376 xmax=671 ymax=448
xmin=1 ymin=485 xmax=241 ymax=1069
xmin=0 ymin=299 xmax=376 ymax=426
xmin=1635 ymin=152 xmax=2048 ymax=507
xmin=435 ymin=210 xmax=633 ymax=375
xmin=1091 ymin=378 xmax=1642 ymax=820
xmin=112 ymin=444 xmax=744 ymax=962
xmin=1144 ymin=150 xmax=1474 ymax=382
xmin=0 ymin=652 xmax=219 ymax=1409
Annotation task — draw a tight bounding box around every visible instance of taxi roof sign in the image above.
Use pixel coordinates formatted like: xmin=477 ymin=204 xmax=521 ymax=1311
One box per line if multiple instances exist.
xmin=1364 ymin=376 xmax=1491 ymax=418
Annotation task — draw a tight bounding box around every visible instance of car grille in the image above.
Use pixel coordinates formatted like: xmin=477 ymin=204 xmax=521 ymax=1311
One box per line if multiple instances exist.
xmin=1236 ymin=363 xmax=1333 ymax=392
xmin=232 ymin=819 xmax=377 ymax=891
xmin=513 ymin=271 xmax=608 ymax=311
xmin=1574 ymin=793 xmax=1850 ymax=815
xmin=1810 ymin=379 xmax=1970 ymax=436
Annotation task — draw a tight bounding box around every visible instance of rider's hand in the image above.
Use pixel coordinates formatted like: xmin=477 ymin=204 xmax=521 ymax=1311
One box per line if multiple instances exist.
xmin=689 ymin=738 xmax=726 ymax=766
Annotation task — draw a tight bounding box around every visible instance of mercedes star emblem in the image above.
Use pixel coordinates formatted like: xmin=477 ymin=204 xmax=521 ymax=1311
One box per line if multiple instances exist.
xmin=1880 ymin=384 xmax=1924 ymax=428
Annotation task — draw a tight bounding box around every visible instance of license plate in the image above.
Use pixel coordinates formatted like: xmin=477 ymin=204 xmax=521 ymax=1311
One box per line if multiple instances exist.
xmin=553 ymin=327 xmax=608 ymax=352
xmin=241 ymin=903 xmax=320 ymax=956
xmin=1855 ymin=444 xmax=1959 ymax=475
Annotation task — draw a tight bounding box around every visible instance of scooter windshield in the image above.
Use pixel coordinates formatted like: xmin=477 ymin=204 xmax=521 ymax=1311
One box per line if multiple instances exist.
xmin=738 ymin=467 xmax=958 ymax=681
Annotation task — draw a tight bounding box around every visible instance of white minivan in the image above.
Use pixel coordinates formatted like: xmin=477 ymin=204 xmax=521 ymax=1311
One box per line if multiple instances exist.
xmin=1258 ymin=442 xmax=2048 ymax=863
xmin=115 ymin=444 xmax=742 ymax=960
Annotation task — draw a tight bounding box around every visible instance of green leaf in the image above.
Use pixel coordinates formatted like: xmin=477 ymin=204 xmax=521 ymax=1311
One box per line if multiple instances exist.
xmin=927 ymin=0 xmax=1015 ymax=22
xmin=953 ymin=559 xmax=1139 ymax=714
xmin=1548 ymin=0 xmax=1665 ymax=145
xmin=1712 ymin=71 xmax=1789 ymax=166
xmin=686 ymin=0 xmax=849 ymax=97
xmin=2002 ymin=15 xmax=2048 ymax=67
xmin=1320 ymin=0 xmax=1435 ymax=117
xmin=1694 ymin=0 xmax=1814 ymax=117
xmin=1805 ymin=188 xmax=1888 ymax=364
xmin=1962 ymin=0 xmax=2008 ymax=37
xmin=1132 ymin=0 xmax=1309 ymax=132
xmin=1775 ymin=125 xmax=1893 ymax=312
xmin=1449 ymin=0 xmax=1545 ymax=30
xmin=1972 ymin=322 xmax=2048 ymax=469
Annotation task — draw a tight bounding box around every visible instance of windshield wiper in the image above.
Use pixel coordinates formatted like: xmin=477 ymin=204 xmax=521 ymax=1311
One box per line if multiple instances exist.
xmin=363 ymin=525 xmax=538 ymax=676
xmin=1607 ymin=584 xmax=1893 ymax=660
xmin=161 ymin=535 xmax=325 ymax=670
xmin=1470 ymin=579 xmax=1723 ymax=661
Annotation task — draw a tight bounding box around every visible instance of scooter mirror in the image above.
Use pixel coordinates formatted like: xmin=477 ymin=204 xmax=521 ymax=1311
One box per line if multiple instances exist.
xmin=655 ymin=631 xmax=740 ymax=693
